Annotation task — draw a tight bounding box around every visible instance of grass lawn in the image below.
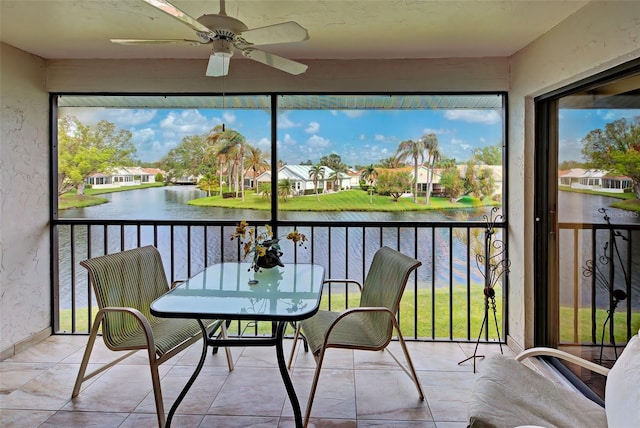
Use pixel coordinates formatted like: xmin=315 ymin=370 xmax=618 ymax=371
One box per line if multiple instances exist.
xmin=58 ymin=183 xmax=165 ymax=210
xmin=59 ymin=284 xmax=505 ymax=340
xmin=610 ymin=198 xmax=640 ymax=213
xmin=189 ymin=189 xmax=499 ymax=212
xmin=59 ymin=283 xmax=638 ymax=343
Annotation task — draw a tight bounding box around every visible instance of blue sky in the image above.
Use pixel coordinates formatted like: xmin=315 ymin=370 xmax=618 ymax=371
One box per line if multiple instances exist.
xmin=559 ymin=108 xmax=639 ymax=163
xmin=60 ymin=106 xmax=504 ymax=167
xmin=60 ymin=105 xmax=636 ymax=167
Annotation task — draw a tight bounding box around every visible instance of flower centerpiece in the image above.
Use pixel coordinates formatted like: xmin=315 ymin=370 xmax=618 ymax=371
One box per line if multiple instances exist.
xmin=231 ymin=220 xmax=308 ymax=272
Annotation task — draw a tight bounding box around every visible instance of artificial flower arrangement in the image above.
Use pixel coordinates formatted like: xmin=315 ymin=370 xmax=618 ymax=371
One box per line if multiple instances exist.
xmin=231 ymin=220 xmax=308 ymax=272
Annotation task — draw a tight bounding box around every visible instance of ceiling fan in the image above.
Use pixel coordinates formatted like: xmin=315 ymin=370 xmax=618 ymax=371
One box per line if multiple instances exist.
xmin=111 ymin=0 xmax=309 ymax=77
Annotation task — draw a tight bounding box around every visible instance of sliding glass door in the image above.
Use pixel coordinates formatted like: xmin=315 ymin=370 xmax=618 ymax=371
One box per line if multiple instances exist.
xmin=535 ymin=60 xmax=640 ymax=399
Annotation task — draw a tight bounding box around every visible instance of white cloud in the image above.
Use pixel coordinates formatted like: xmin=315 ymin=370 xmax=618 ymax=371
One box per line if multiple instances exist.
xmin=343 ymin=110 xmax=366 ymax=118
xmin=306 ymin=134 xmax=331 ymax=150
xmin=222 ymin=111 xmax=236 ymax=124
xmin=374 ymin=134 xmax=397 ymax=143
xmin=359 ymin=133 xmax=366 ymax=141
xmin=277 ymin=112 xmax=298 ymax=129
xmin=132 ymin=128 xmax=154 ymax=143
xmin=444 ymin=110 xmax=502 ymax=125
xmin=159 ymin=110 xmax=216 ymax=135
xmin=256 ymin=137 xmax=271 ymax=149
xmin=305 ymin=121 xmax=320 ymax=134
xmin=282 ymin=133 xmax=297 ymax=146
xmin=58 ymin=107 xmax=157 ymax=127
xmin=423 ymin=127 xmax=450 ymax=135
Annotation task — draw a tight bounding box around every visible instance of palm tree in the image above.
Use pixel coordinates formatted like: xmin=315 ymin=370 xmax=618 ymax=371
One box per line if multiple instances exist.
xmin=308 ymin=164 xmax=325 ymax=200
xmin=245 ymin=146 xmax=270 ymax=190
xmin=379 ymin=156 xmax=404 ymax=169
xmin=396 ymin=139 xmax=426 ymax=202
xmin=327 ymin=170 xmax=342 ymax=192
xmin=215 ymin=130 xmax=246 ymax=201
xmin=421 ymin=133 xmax=440 ymax=204
xmin=361 ymin=164 xmax=378 ymax=203
xmin=278 ymin=178 xmax=293 ymax=201
xmin=204 ymin=124 xmax=227 ymax=197
xmin=197 ymin=173 xmax=218 ymax=197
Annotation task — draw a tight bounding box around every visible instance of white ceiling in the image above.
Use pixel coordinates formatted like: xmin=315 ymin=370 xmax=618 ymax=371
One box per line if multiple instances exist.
xmin=1 ymin=0 xmax=590 ymax=62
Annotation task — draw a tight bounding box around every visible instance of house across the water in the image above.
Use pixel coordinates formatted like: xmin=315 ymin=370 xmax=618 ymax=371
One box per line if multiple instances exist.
xmin=559 ymin=168 xmax=632 ymax=193
xmin=85 ymin=167 xmax=164 ymax=189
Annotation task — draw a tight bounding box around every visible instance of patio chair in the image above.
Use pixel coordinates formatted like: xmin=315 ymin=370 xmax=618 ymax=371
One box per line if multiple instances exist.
xmin=71 ymin=245 xmax=233 ymax=428
xmin=288 ymin=246 xmax=425 ymax=426
xmin=468 ymin=327 xmax=640 ymax=428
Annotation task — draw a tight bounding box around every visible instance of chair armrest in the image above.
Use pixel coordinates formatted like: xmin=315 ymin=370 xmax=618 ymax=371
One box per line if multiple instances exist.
xmin=98 ymin=306 xmax=156 ymax=351
xmin=323 ymin=306 xmax=394 ymax=345
xmin=170 ymin=280 xmax=185 ymax=289
xmin=323 ymin=278 xmax=363 ymax=292
xmin=515 ymin=347 xmax=610 ymax=376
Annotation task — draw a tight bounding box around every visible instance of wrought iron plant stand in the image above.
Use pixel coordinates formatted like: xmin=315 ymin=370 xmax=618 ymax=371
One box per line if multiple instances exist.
xmin=459 ymin=207 xmax=510 ymax=373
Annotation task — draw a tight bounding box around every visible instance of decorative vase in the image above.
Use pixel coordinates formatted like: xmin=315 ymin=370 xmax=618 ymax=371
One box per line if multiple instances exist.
xmin=255 ymin=246 xmax=285 ymax=271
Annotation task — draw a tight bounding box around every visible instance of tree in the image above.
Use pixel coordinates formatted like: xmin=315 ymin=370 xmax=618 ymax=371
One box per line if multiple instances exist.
xmin=58 ymin=116 xmax=137 ymax=196
xmin=379 ymin=156 xmax=404 ymax=169
xmin=581 ymin=116 xmax=640 ymax=198
xmin=396 ymin=139 xmax=426 ymax=202
xmin=439 ymin=166 xmax=464 ymax=202
xmin=278 ymin=178 xmax=293 ymax=201
xmin=197 ymin=173 xmax=219 ymax=196
xmin=308 ymin=164 xmax=326 ymax=201
xmin=319 ymin=153 xmax=347 ymax=172
xmin=245 ymin=146 xmax=270 ymax=190
xmin=204 ymin=124 xmax=227 ymax=197
xmin=559 ymin=160 xmax=587 ymax=170
xmin=327 ymin=169 xmax=343 ymax=191
xmin=473 ymin=143 xmax=503 ymax=165
xmin=421 ymin=133 xmax=440 ymax=205
xmin=205 ymin=126 xmax=247 ymax=200
xmin=375 ymin=170 xmax=412 ymax=202
xmin=478 ymin=167 xmax=496 ymax=201
xmin=360 ymin=164 xmax=378 ymax=203
xmin=464 ymin=159 xmax=480 ymax=198
xmin=162 ymin=134 xmax=209 ymax=184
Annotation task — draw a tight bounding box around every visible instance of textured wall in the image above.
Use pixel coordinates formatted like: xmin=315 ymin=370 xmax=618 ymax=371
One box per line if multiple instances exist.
xmin=1 ymin=0 xmax=638 ymax=355
xmin=508 ymin=1 xmax=640 ymax=349
xmin=0 ymin=43 xmax=51 ymax=356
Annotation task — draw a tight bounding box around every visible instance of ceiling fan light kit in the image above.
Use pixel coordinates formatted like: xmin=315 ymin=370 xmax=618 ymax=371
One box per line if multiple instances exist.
xmin=111 ymin=0 xmax=309 ymax=77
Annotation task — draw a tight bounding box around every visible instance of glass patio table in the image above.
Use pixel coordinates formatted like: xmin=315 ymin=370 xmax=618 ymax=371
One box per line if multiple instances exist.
xmin=150 ymin=262 xmax=325 ymax=428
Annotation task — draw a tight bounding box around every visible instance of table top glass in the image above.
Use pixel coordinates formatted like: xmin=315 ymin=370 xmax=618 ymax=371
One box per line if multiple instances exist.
xmin=150 ymin=262 xmax=325 ymax=321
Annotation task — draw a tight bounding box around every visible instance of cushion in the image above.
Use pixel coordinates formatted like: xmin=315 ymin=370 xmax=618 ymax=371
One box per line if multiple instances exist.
xmin=605 ymin=330 xmax=640 ymax=428
xmin=468 ymin=354 xmax=607 ymax=428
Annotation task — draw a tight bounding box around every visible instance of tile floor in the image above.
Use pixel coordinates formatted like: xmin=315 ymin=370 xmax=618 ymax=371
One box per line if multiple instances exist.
xmin=0 ymin=334 xmax=513 ymax=427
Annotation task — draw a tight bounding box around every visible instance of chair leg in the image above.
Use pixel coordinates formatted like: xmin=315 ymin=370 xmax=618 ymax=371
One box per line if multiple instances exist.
xmin=147 ymin=347 xmax=166 ymax=428
xmin=304 ymin=347 xmax=326 ymax=427
xmin=287 ymin=322 xmax=302 ymax=370
xmin=390 ymin=318 xmax=425 ymax=400
xmin=220 ymin=322 xmax=234 ymax=371
xmin=72 ymin=315 xmax=103 ymax=397
xmin=72 ymin=312 xmax=137 ymax=398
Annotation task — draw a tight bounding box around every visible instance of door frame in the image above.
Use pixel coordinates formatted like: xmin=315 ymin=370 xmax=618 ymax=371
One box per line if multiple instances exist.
xmin=533 ymin=58 xmax=640 ymax=347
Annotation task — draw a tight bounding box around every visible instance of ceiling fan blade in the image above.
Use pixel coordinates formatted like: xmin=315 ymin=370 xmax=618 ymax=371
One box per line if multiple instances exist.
xmin=111 ymin=38 xmax=205 ymax=46
xmin=240 ymin=21 xmax=309 ymax=46
xmin=241 ymin=49 xmax=308 ymax=75
xmin=206 ymin=54 xmax=232 ymax=77
xmin=143 ymin=0 xmax=211 ymax=34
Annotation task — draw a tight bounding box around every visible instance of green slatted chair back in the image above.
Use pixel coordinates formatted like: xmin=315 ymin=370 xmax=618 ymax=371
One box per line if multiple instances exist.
xmin=80 ymin=246 xmax=169 ymax=349
xmin=358 ymin=246 xmax=422 ymax=346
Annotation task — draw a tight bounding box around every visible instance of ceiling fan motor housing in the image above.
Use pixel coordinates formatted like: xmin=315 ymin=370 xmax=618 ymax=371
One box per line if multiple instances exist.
xmin=197 ymin=13 xmax=248 ymax=36
xmin=211 ymin=39 xmax=233 ymax=57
